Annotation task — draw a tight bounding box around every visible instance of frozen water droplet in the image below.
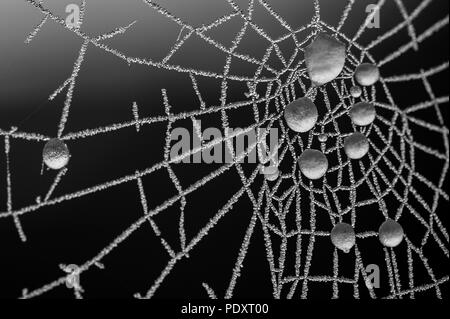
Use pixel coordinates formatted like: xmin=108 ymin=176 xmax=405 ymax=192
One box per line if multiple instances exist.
xmin=344 ymin=132 xmax=369 ymax=159
xmin=350 ymin=85 xmax=362 ymax=98
xmin=379 ymin=219 xmax=404 ymax=247
xmin=305 ymin=33 xmax=346 ymax=86
xmin=261 ymin=165 xmax=279 ymax=181
xmin=349 ymin=102 xmax=376 ymax=126
xmin=284 ymin=97 xmax=318 ymax=133
xmin=318 ymin=134 xmax=328 ymax=142
xmin=298 ymin=149 xmax=328 ymax=180
xmin=355 ymin=63 xmax=380 ymax=86
xmin=265 ymin=171 xmax=279 ymax=182
xmin=331 ymin=223 xmax=355 ymax=253
xmin=43 ymin=139 xmax=70 ymax=170
xmin=260 ymin=165 xmax=277 ymax=175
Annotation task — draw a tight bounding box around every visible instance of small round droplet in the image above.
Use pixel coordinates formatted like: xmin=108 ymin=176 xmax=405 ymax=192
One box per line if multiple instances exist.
xmin=265 ymin=171 xmax=279 ymax=182
xmin=261 ymin=165 xmax=279 ymax=182
xmin=355 ymin=63 xmax=380 ymax=86
xmin=379 ymin=219 xmax=404 ymax=248
xmin=344 ymin=132 xmax=369 ymax=159
xmin=318 ymin=134 xmax=328 ymax=142
xmin=298 ymin=149 xmax=328 ymax=180
xmin=349 ymin=102 xmax=376 ymax=126
xmin=305 ymin=33 xmax=346 ymax=86
xmin=350 ymin=85 xmax=362 ymax=98
xmin=261 ymin=165 xmax=277 ymax=175
xmin=43 ymin=139 xmax=70 ymax=170
xmin=284 ymin=97 xmax=318 ymax=133
xmin=331 ymin=223 xmax=355 ymax=253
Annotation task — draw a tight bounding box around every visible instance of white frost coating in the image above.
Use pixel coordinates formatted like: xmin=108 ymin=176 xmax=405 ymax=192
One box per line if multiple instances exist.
xmin=331 ymin=223 xmax=356 ymax=253
xmin=355 ymin=63 xmax=380 ymax=86
xmin=43 ymin=139 xmax=70 ymax=170
xmin=344 ymin=132 xmax=369 ymax=159
xmin=379 ymin=219 xmax=404 ymax=248
xmin=283 ymin=97 xmax=318 ymax=133
xmin=298 ymin=149 xmax=328 ymax=180
xmin=305 ymin=32 xmax=346 ymax=85
xmin=349 ymin=101 xmax=376 ymax=126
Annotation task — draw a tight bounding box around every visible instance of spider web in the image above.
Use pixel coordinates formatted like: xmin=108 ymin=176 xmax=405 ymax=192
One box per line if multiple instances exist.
xmin=0 ymin=0 xmax=448 ymax=299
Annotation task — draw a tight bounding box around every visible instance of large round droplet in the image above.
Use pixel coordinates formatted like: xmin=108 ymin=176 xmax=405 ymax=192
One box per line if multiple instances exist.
xmin=379 ymin=219 xmax=404 ymax=247
xmin=349 ymin=102 xmax=376 ymax=126
xmin=284 ymin=97 xmax=318 ymax=133
xmin=305 ymin=33 xmax=346 ymax=86
xmin=298 ymin=149 xmax=328 ymax=180
xmin=331 ymin=223 xmax=356 ymax=253
xmin=344 ymin=132 xmax=369 ymax=159
xmin=355 ymin=63 xmax=380 ymax=86
xmin=43 ymin=139 xmax=70 ymax=170
xmin=350 ymin=85 xmax=362 ymax=98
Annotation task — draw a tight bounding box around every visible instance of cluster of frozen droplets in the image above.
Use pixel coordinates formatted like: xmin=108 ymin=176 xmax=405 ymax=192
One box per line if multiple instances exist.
xmin=277 ymin=32 xmax=403 ymax=252
xmin=35 ymin=23 xmax=405 ymax=266
xmin=36 ymin=27 xmax=403 ymax=266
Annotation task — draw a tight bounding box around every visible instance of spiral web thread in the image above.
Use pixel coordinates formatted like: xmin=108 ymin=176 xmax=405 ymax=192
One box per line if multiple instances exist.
xmin=0 ymin=0 xmax=448 ymax=299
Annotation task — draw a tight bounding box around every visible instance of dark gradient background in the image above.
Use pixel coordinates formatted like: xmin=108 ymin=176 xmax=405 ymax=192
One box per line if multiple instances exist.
xmin=0 ymin=0 xmax=448 ymax=299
